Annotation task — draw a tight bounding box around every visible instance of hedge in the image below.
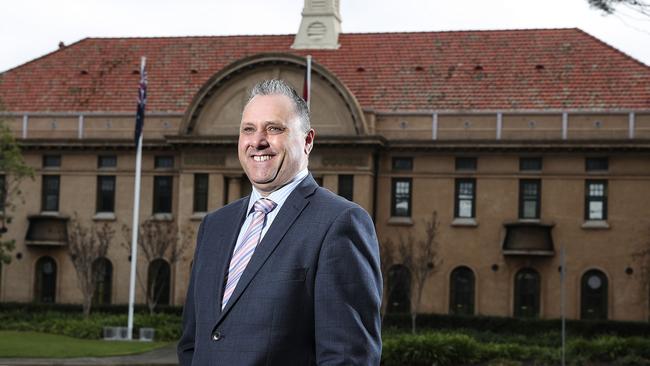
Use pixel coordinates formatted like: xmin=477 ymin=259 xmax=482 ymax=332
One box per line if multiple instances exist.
xmin=4 ymin=303 xmax=647 ymax=339
xmin=383 ymin=313 xmax=650 ymax=338
xmin=0 ymin=310 xmax=181 ymax=341
xmin=0 ymin=302 xmax=183 ymax=315
xmin=381 ymin=331 xmax=650 ymax=366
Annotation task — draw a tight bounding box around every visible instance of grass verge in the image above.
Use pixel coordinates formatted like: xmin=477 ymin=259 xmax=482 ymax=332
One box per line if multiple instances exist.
xmin=0 ymin=331 xmax=170 ymax=358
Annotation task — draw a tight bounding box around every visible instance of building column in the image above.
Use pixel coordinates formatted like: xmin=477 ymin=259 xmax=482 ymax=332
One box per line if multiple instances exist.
xmin=322 ymin=175 xmax=337 ymax=193
xmin=226 ymin=176 xmax=242 ymax=204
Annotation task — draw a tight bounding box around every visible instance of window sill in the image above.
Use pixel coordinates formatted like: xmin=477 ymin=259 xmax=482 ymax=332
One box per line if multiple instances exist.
xmin=40 ymin=211 xmax=63 ymax=217
xmin=387 ymin=217 xmax=414 ymax=226
xmin=93 ymin=212 xmax=116 ymax=221
xmin=518 ymin=218 xmax=540 ymax=224
xmin=190 ymin=212 xmax=206 ymax=221
xmin=451 ymin=218 xmax=478 ymax=227
xmin=581 ymin=220 xmax=610 ymax=230
xmin=152 ymin=213 xmax=173 ymax=221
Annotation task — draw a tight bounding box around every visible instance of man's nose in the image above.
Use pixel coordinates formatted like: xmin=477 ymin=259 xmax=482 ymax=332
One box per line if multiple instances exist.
xmin=250 ymin=130 xmax=269 ymax=148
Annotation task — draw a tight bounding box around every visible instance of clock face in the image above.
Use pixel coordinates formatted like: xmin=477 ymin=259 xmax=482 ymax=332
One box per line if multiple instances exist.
xmin=588 ymin=275 xmax=602 ymax=290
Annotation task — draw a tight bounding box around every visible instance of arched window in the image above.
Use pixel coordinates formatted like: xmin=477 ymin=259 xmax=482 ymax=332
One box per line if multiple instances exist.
xmin=581 ymin=269 xmax=608 ymax=320
xmin=34 ymin=256 xmax=57 ymax=303
xmin=514 ymin=268 xmax=540 ymax=318
xmin=148 ymin=258 xmax=171 ymax=306
xmin=92 ymin=257 xmax=113 ymax=305
xmin=449 ymin=266 xmax=475 ymax=315
xmin=386 ymin=264 xmax=411 ymax=314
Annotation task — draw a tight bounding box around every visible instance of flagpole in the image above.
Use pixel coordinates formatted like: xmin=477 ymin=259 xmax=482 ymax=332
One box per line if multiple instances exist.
xmin=560 ymin=246 xmax=566 ymax=366
xmin=127 ymin=56 xmax=146 ymax=340
xmin=306 ymin=55 xmax=312 ymax=110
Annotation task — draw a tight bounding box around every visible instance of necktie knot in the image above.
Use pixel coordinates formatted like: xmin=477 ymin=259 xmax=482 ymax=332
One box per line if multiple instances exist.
xmin=253 ymin=198 xmax=277 ymax=215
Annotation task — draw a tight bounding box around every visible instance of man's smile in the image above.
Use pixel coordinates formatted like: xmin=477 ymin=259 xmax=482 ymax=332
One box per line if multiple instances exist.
xmin=252 ymin=154 xmax=274 ymax=162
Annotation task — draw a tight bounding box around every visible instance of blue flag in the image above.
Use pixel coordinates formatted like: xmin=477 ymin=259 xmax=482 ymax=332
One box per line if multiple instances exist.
xmin=134 ymin=60 xmax=147 ymax=146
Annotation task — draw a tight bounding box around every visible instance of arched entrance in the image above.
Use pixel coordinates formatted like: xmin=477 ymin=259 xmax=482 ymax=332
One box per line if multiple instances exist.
xmin=34 ymin=256 xmax=57 ymax=303
xmin=449 ymin=266 xmax=475 ymax=315
xmin=581 ymin=269 xmax=608 ymax=320
xmin=514 ymin=268 xmax=540 ymax=318
xmin=386 ymin=264 xmax=411 ymax=314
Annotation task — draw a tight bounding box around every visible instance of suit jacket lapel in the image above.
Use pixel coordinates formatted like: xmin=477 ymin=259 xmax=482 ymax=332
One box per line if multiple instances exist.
xmin=216 ymin=175 xmax=318 ymax=323
xmin=212 ymin=197 xmax=250 ymax=319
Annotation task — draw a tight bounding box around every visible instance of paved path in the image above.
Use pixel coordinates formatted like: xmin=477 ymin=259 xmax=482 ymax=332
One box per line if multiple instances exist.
xmin=0 ymin=344 xmax=178 ymax=366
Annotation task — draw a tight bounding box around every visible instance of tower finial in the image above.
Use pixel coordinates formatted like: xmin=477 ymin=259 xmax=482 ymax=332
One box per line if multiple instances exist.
xmin=292 ymin=0 xmax=341 ymax=50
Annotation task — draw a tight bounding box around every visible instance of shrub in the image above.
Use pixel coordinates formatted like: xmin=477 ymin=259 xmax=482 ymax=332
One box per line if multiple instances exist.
xmin=382 ymin=332 xmax=481 ymax=366
xmin=0 ymin=302 xmax=183 ymax=315
xmin=383 ymin=313 xmax=650 ymax=338
xmin=568 ymin=335 xmax=650 ymax=363
xmin=381 ymin=331 xmax=650 ymax=365
xmin=0 ymin=309 xmax=181 ymax=341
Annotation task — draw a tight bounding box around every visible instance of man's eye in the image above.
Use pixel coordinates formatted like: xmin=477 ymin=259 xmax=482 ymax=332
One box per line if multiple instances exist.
xmin=242 ymin=127 xmax=254 ymax=133
xmin=268 ymin=126 xmax=284 ymax=133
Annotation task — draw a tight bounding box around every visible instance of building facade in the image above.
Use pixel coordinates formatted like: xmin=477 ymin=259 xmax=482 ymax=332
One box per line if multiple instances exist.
xmin=1 ymin=4 xmax=649 ymax=321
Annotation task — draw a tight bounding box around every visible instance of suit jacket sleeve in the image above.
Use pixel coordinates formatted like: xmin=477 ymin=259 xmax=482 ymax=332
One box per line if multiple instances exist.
xmin=177 ymin=219 xmax=206 ymax=366
xmin=314 ymin=206 xmax=383 ymax=365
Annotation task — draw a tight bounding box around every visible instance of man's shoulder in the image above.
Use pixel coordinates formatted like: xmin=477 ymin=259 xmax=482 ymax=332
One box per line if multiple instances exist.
xmin=310 ymin=186 xmax=367 ymax=215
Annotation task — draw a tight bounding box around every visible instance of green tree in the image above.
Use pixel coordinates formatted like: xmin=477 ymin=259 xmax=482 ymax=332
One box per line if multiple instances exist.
xmin=588 ymin=0 xmax=650 ymax=16
xmin=0 ymin=118 xmax=34 ymax=264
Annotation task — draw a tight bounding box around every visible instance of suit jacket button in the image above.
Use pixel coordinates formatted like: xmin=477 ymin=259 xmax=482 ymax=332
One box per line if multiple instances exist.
xmin=211 ymin=331 xmax=222 ymax=341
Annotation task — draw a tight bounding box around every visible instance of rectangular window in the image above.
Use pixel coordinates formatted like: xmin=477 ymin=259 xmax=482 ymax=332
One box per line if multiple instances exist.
xmin=391 ymin=178 xmax=412 ymax=217
xmin=155 ymin=156 xmax=174 ymax=169
xmin=520 ymin=157 xmax=542 ymax=172
xmin=43 ymin=155 xmax=61 ymax=168
xmin=98 ymin=155 xmax=117 ymax=169
xmin=519 ymin=179 xmax=541 ymax=219
xmin=585 ymin=180 xmax=607 ymax=220
xmin=96 ymin=176 xmax=116 ymax=213
xmin=455 ymin=178 xmax=476 ymax=218
xmin=193 ymin=174 xmax=209 ymax=213
xmin=42 ymin=175 xmax=60 ymax=212
xmin=455 ymin=157 xmax=477 ymax=171
xmin=392 ymin=157 xmax=413 ymax=171
xmin=0 ymin=175 xmax=5 ymax=212
xmin=586 ymin=157 xmax=608 ymax=172
xmin=153 ymin=176 xmax=173 ymax=213
xmin=338 ymin=175 xmax=354 ymax=201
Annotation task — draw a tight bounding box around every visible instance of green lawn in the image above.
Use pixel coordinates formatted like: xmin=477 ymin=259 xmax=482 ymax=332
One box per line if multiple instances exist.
xmin=0 ymin=331 xmax=170 ymax=358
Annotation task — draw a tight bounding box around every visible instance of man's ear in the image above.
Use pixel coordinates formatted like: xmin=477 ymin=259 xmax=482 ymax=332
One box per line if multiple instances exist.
xmin=304 ymin=129 xmax=315 ymax=154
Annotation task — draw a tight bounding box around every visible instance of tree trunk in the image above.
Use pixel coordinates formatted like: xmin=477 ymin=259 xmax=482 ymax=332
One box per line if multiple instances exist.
xmin=83 ymin=298 xmax=91 ymax=318
xmin=410 ymin=312 xmax=416 ymax=334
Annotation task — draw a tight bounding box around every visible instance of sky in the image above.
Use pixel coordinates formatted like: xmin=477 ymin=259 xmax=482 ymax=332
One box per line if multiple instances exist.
xmin=1 ymin=0 xmax=649 ymax=72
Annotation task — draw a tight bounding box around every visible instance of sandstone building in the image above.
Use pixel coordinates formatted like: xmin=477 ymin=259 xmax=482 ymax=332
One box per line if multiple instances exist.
xmin=1 ymin=1 xmax=649 ymax=321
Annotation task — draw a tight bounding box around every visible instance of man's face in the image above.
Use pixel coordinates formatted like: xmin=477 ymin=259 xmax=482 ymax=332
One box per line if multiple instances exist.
xmin=238 ymin=94 xmax=314 ymax=196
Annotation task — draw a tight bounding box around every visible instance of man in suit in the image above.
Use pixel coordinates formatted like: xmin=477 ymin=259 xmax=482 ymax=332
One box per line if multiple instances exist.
xmin=178 ymin=79 xmax=382 ymax=365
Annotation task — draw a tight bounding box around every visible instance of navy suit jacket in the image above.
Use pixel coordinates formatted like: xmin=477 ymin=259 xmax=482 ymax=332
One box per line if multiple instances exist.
xmin=178 ymin=175 xmax=382 ymax=365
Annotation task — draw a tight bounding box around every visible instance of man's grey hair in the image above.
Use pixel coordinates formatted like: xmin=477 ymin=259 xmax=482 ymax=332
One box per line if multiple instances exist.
xmin=246 ymin=79 xmax=311 ymax=132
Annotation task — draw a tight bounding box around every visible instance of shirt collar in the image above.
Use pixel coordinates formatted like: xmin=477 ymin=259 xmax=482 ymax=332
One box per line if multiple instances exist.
xmin=247 ymin=169 xmax=309 ymax=213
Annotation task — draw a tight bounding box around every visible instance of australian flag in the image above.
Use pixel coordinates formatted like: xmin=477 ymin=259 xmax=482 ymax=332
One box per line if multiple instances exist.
xmin=134 ymin=59 xmax=147 ymax=147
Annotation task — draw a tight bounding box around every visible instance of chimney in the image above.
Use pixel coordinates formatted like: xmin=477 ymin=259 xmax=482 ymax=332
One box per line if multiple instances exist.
xmin=292 ymin=0 xmax=341 ymax=50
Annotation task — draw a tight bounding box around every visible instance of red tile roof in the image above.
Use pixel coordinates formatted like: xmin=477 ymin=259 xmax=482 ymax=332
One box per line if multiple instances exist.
xmin=1 ymin=28 xmax=649 ymax=113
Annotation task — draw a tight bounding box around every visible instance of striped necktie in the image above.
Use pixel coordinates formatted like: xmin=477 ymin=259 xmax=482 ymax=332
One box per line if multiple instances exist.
xmin=222 ymin=198 xmax=277 ymax=309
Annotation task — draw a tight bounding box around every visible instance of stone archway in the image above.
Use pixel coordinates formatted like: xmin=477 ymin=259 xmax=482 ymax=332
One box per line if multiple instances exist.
xmin=181 ymin=53 xmax=367 ymax=137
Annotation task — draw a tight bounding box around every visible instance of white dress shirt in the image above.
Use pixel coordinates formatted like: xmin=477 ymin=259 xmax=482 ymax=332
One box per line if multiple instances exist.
xmin=233 ymin=169 xmax=309 ymax=247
